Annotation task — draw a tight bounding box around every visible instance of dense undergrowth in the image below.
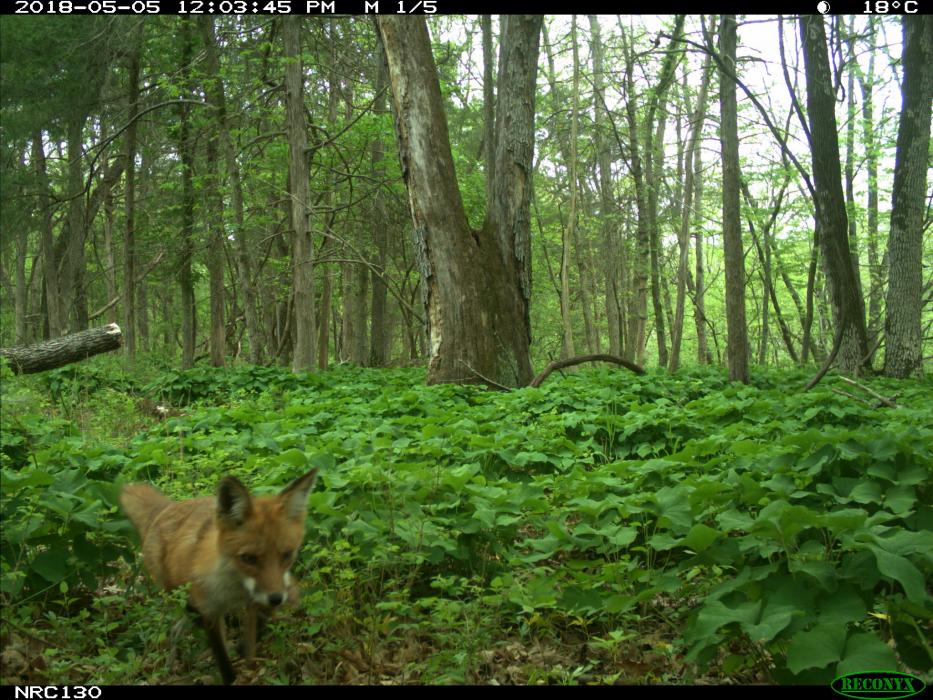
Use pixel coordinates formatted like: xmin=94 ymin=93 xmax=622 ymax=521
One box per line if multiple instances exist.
xmin=1 ymin=359 xmax=931 ymax=685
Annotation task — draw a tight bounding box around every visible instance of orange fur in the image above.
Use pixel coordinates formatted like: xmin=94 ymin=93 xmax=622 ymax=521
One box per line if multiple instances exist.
xmin=120 ymin=469 xmax=318 ymax=684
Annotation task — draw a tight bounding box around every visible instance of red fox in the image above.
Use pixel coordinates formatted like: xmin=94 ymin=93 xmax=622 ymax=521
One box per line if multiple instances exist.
xmin=120 ymin=469 xmax=319 ymax=684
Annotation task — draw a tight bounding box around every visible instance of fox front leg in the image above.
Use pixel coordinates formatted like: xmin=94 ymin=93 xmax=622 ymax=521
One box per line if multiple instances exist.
xmin=237 ymin=604 xmax=274 ymax=660
xmin=203 ymin=615 xmax=236 ymax=685
xmin=240 ymin=604 xmax=257 ymax=661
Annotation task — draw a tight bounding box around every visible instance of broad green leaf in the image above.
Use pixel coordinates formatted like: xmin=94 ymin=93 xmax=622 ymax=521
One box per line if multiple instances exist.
xmin=277 ymin=448 xmax=308 ymax=468
xmin=648 ymin=532 xmax=680 ymax=551
xmin=816 ymin=585 xmax=866 ymax=627
xmin=717 ymin=509 xmax=755 ymax=532
xmin=786 ymin=624 xmax=846 ymax=674
xmin=883 ymin=485 xmax=917 ymax=516
xmin=850 ymin=481 xmax=883 ymax=504
xmin=31 ymin=550 xmax=68 ymax=583
xmin=690 ymin=598 xmax=762 ymax=640
xmin=870 ymin=547 xmax=928 ymax=604
xmin=606 ymin=595 xmax=635 ymax=613
xmin=744 ymin=576 xmax=812 ymax=642
xmin=836 ymin=632 xmax=898 ymax=676
xmin=789 ymin=559 xmax=837 ymax=591
xmin=682 ymin=524 xmax=721 ymax=553
xmin=605 ymin=526 xmax=637 ymax=547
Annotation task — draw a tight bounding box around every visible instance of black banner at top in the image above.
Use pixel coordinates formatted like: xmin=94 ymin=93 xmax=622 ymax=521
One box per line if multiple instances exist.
xmin=2 ymin=0 xmax=930 ymax=14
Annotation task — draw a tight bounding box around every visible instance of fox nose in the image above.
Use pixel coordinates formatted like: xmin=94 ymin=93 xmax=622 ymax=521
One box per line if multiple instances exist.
xmin=268 ymin=592 xmax=284 ymax=607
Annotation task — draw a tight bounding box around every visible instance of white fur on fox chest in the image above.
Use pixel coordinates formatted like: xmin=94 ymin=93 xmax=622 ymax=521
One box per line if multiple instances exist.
xmin=196 ymin=556 xmax=252 ymax=618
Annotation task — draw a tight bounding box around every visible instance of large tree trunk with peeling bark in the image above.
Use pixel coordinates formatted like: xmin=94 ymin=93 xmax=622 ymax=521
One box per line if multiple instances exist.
xmin=1 ymin=324 xmax=122 ymax=375
xmin=377 ymin=16 xmax=539 ymax=387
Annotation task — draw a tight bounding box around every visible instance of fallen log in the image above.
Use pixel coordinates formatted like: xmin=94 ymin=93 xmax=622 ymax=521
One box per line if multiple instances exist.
xmin=0 ymin=323 xmax=123 ymax=375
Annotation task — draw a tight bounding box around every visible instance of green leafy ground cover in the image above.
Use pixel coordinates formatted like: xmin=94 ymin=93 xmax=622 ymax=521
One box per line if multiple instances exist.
xmin=1 ymin=362 xmax=931 ymax=684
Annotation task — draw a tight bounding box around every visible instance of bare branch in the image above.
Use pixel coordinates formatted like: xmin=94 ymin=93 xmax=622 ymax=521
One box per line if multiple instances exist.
xmin=530 ymin=354 xmax=646 ymax=389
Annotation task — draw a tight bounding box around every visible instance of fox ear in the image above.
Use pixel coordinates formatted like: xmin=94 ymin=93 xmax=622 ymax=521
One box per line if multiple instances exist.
xmin=279 ymin=468 xmax=318 ymax=519
xmin=217 ymin=476 xmax=252 ymax=526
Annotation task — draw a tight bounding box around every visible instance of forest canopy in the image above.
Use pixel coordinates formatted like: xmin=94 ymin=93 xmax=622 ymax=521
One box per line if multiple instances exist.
xmin=1 ymin=14 xmax=930 ymax=380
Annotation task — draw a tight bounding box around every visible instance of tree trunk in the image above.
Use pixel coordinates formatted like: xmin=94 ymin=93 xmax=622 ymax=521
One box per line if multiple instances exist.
xmin=758 ymin=210 xmax=771 ymax=364
xmin=541 ymin=20 xmax=596 ymax=358
xmin=559 ymin=17 xmax=580 ymax=360
xmin=800 ymin=15 xmax=870 ymax=375
xmin=102 ymin=180 xmax=118 ymax=326
xmin=1 ymin=323 xmax=122 ymax=375
xmin=12 ymin=220 xmax=29 ymax=345
xmin=122 ymin=27 xmax=142 ymax=365
xmin=368 ymin=50 xmax=390 ymax=368
xmin=646 ymin=16 xmax=684 ymax=369
xmin=802 ymin=230 xmax=819 ymax=363
xmin=283 ymin=16 xmax=316 ymax=373
xmin=670 ymin=49 xmax=712 ymax=372
xmin=647 ymin=113 xmax=671 ymax=370
xmin=620 ymin=16 xmax=684 ymax=367
xmin=843 ymin=21 xmax=864 ymax=306
xmin=378 ymin=15 xmax=538 ymax=387
xmin=570 ymin=21 xmax=600 ymax=356
xmin=622 ymin=38 xmax=649 ymax=367
xmin=317 ymin=21 xmax=341 ymax=371
xmin=200 ymin=17 xmax=263 ymax=365
xmin=178 ymin=21 xmax=197 ymax=370
xmin=883 ymin=16 xmax=932 ymax=378
xmin=339 ymin=262 xmax=367 ymax=365
xmin=589 ymin=15 xmax=622 ymax=358
xmin=205 ymin=127 xmax=226 ymax=368
xmin=720 ymin=15 xmax=749 ymax=383
xmin=32 ymin=134 xmax=64 ymax=339
xmin=858 ymin=21 xmax=883 ymax=355
xmin=742 ymin=180 xmax=798 ymax=364
xmin=481 ymin=15 xmax=496 ymax=207
xmin=137 ymin=274 xmax=150 ymax=353
xmin=693 ymin=141 xmax=710 ymax=364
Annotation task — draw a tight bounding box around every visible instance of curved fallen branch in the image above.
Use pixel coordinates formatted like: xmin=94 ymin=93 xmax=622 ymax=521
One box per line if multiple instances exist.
xmin=529 ymin=354 xmax=646 ymax=388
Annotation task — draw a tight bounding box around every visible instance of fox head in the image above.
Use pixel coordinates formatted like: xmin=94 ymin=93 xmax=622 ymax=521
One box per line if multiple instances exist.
xmin=216 ymin=469 xmax=318 ymax=608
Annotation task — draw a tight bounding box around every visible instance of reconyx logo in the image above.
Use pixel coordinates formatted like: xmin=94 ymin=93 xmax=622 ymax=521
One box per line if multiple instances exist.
xmin=832 ymin=671 xmax=926 ymax=700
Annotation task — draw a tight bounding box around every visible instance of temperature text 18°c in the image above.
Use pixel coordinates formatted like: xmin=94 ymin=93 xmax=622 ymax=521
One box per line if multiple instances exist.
xmin=864 ymin=0 xmax=919 ymax=11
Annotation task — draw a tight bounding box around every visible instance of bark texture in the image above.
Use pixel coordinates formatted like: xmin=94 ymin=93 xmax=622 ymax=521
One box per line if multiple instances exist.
xmin=283 ymin=16 xmax=317 ymax=372
xmin=378 ymin=16 xmax=539 ymax=387
xmin=1 ymin=324 xmax=122 ymax=375
xmin=800 ymin=15 xmax=870 ymax=375
xmin=883 ymin=16 xmax=932 ymax=378
xmin=720 ymin=15 xmax=749 ymax=383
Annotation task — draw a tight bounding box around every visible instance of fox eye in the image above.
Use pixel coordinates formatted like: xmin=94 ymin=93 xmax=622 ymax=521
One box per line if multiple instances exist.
xmin=281 ymin=551 xmax=293 ymax=564
xmin=240 ymin=553 xmax=259 ymax=566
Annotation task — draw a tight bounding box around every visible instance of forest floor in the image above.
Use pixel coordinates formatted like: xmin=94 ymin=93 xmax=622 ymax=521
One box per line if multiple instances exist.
xmin=1 ymin=360 xmax=931 ymax=685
